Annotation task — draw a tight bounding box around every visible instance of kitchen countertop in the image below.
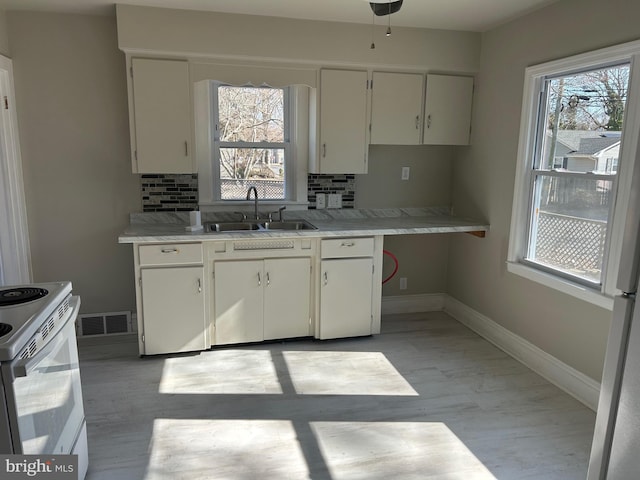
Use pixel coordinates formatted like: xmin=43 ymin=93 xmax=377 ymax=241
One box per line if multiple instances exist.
xmin=118 ymin=207 xmax=489 ymax=244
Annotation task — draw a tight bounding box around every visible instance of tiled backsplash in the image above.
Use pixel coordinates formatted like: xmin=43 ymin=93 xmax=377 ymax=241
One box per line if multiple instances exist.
xmin=140 ymin=174 xmax=356 ymax=211
xmin=141 ymin=174 xmax=198 ymax=212
xmin=307 ymin=174 xmax=355 ymax=209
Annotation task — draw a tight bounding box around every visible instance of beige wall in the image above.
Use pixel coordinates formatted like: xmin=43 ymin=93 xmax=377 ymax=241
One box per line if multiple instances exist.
xmin=0 ymin=10 xmax=9 ymax=56
xmin=357 ymin=145 xmax=454 ymax=295
xmin=448 ymin=0 xmax=640 ymax=382
xmin=7 ymin=11 xmax=141 ymax=313
xmin=116 ymin=5 xmax=480 ymax=73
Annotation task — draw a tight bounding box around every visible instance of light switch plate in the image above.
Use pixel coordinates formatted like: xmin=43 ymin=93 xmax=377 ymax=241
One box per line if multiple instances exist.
xmin=328 ymin=193 xmax=342 ymax=209
xmin=316 ymin=193 xmax=326 ymax=209
xmin=401 ymin=167 xmax=410 ymax=181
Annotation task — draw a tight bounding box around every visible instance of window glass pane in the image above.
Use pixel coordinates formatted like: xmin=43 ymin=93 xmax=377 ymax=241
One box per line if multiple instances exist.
xmin=528 ymin=175 xmax=614 ymax=284
xmin=218 ymin=86 xmax=284 ymax=143
xmin=219 ymin=147 xmax=285 ymax=200
xmin=539 ymin=64 xmax=628 ymax=173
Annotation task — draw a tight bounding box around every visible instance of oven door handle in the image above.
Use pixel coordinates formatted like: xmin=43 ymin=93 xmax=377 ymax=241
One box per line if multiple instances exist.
xmin=11 ymin=296 xmax=80 ymax=379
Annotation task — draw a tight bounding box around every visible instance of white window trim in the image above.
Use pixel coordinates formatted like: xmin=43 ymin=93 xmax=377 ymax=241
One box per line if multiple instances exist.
xmin=196 ymin=81 xmax=309 ymax=212
xmin=508 ymin=39 xmax=640 ymax=311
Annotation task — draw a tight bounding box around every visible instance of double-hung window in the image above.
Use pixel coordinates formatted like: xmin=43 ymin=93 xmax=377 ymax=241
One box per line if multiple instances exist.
xmin=508 ymin=41 xmax=640 ymax=308
xmin=212 ymin=84 xmax=291 ymax=201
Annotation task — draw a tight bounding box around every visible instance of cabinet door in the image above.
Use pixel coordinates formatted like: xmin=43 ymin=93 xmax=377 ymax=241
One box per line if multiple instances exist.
xmin=214 ymin=260 xmax=264 ymax=345
xmin=423 ymin=74 xmax=474 ymax=145
xmin=317 ymin=69 xmax=369 ymax=174
xmin=319 ymin=258 xmax=373 ymax=339
xmin=370 ymin=72 xmax=423 ymax=145
xmin=141 ymin=266 xmax=206 ymax=355
xmin=264 ymin=258 xmax=311 ymax=340
xmin=131 ymin=58 xmax=192 ymax=173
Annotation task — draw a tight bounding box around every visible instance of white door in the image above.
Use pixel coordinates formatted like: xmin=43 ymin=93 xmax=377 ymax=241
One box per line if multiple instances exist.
xmin=319 ymin=258 xmax=373 ymax=339
xmin=263 ymin=258 xmax=311 ymax=340
xmin=318 ymin=69 xmax=369 ymax=174
xmin=423 ymin=74 xmax=474 ymax=145
xmin=370 ymin=72 xmax=423 ymax=145
xmin=0 ymin=55 xmax=31 ymax=286
xmin=141 ymin=266 xmax=206 ymax=355
xmin=214 ymin=260 xmax=264 ymax=345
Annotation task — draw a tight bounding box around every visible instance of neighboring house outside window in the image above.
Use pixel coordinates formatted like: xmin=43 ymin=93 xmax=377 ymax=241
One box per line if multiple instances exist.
xmin=508 ymin=40 xmax=640 ymax=309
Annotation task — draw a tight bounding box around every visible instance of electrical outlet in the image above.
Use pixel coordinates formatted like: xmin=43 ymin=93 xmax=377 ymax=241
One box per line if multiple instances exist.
xmin=401 ymin=167 xmax=410 ymax=181
xmin=328 ymin=193 xmax=342 ymax=209
xmin=399 ymin=277 xmax=407 ymax=290
xmin=316 ymin=193 xmax=326 ymax=209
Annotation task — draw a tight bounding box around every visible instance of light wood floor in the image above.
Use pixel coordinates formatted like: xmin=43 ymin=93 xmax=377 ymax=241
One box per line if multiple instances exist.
xmin=79 ymin=312 xmax=595 ymax=480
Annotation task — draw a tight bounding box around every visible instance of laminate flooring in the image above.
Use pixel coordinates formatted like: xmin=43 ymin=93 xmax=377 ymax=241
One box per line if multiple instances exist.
xmin=79 ymin=311 xmax=595 ymax=480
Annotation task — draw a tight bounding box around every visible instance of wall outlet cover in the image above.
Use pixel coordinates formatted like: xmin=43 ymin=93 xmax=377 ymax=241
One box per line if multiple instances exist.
xmin=316 ymin=193 xmax=326 ymax=209
xmin=328 ymin=193 xmax=342 ymax=209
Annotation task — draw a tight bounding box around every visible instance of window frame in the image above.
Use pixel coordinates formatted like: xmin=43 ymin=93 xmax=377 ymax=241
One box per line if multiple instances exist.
xmin=196 ymin=81 xmax=309 ymax=210
xmin=508 ymin=40 xmax=640 ymax=310
xmin=212 ymin=83 xmax=292 ymax=202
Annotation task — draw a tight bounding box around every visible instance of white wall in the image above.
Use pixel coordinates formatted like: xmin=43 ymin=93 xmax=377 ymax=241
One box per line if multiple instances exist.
xmin=7 ymin=11 xmax=141 ymax=313
xmin=448 ymin=0 xmax=640 ymax=382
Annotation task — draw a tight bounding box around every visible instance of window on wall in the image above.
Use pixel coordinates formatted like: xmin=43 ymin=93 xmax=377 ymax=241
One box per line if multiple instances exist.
xmin=213 ymin=84 xmax=292 ymax=201
xmin=508 ymin=41 xmax=640 ymax=309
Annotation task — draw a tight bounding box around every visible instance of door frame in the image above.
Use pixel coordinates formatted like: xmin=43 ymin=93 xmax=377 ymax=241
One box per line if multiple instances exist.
xmin=0 ymin=54 xmax=31 ymax=285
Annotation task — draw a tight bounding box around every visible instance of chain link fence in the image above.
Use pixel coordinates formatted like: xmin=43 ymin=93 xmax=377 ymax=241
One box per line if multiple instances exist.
xmin=220 ymin=178 xmax=284 ymax=200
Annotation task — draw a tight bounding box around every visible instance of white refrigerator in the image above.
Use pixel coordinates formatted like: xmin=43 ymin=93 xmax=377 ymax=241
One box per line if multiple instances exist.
xmin=587 ymin=152 xmax=640 ymax=478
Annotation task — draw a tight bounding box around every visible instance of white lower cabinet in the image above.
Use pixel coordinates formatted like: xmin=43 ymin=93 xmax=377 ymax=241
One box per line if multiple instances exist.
xmin=214 ymin=257 xmax=311 ymax=345
xmin=319 ymin=257 xmax=374 ymax=339
xmin=140 ymin=266 xmax=206 ymax=355
xmin=318 ymin=237 xmax=376 ymax=339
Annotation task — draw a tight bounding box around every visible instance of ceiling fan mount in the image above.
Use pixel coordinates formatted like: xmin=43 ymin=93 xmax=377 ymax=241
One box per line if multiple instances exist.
xmin=369 ymin=0 xmax=403 ymax=16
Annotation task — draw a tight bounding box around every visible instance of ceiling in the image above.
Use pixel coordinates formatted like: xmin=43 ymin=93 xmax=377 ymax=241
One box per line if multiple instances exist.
xmin=0 ymin=0 xmax=560 ymax=32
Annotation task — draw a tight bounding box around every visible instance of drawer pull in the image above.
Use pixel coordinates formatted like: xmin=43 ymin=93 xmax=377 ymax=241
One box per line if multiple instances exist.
xmin=323 ymin=271 xmax=328 ymax=286
xmin=340 ymin=241 xmax=355 ymax=247
xmin=266 ymin=272 xmax=270 ymax=286
xmin=197 ymin=278 xmax=202 ymax=293
xmin=257 ymin=272 xmax=261 ymax=286
xmin=161 ymin=248 xmax=178 ymax=254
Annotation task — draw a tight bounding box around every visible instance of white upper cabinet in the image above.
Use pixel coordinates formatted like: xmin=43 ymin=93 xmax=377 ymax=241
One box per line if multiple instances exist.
xmin=370 ymin=72 xmax=424 ymax=145
xmin=423 ymin=74 xmax=474 ymax=146
xmin=312 ymin=69 xmax=369 ymax=174
xmin=129 ymin=58 xmax=193 ymax=173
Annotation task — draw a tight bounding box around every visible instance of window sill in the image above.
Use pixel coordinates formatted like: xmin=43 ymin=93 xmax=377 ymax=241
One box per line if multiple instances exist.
xmin=506 ymin=261 xmax=614 ymax=311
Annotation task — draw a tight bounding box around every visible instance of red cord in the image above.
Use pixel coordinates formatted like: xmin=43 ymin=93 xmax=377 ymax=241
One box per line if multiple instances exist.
xmin=382 ymin=250 xmax=399 ymax=284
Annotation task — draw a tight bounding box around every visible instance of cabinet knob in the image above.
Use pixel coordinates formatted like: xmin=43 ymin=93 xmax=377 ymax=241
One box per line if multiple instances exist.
xmin=266 ymin=272 xmax=270 ymax=286
xmin=197 ymin=278 xmax=202 ymax=293
xmin=323 ymin=271 xmax=328 ymax=286
xmin=257 ymin=272 xmax=261 ymax=286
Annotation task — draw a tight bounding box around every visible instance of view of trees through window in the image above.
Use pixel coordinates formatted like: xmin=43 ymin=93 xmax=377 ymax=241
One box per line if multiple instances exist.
xmin=216 ymin=86 xmax=287 ymax=200
xmin=527 ymin=63 xmax=630 ymax=284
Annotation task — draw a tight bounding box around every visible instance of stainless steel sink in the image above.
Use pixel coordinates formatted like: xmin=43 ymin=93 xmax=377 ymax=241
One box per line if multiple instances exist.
xmin=205 ymin=222 xmax=261 ymax=232
xmin=263 ymin=220 xmax=317 ymax=230
xmin=204 ymin=219 xmax=316 ymax=232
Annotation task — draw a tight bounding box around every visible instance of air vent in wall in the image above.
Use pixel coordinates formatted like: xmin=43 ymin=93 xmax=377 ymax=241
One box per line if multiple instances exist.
xmin=77 ymin=311 xmax=134 ymax=337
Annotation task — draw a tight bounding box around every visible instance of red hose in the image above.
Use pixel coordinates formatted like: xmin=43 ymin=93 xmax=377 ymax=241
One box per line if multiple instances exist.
xmin=382 ymin=250 xmax=399 ymax=285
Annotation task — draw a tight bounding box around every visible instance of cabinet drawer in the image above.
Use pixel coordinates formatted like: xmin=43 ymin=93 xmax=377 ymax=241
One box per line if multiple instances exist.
xmin=139 ymin=243 xmax=203 ymax=266
xmin=321 ymin=237 xmax=374 ymax=258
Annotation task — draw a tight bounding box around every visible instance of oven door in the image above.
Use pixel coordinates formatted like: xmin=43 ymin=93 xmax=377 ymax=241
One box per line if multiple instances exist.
xmin=3 ymin=296 xmax=85 ymax=455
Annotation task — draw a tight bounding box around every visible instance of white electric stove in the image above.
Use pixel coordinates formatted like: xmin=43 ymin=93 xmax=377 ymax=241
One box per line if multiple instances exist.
xmin=0 ymin=281 xmax=88 ymax=479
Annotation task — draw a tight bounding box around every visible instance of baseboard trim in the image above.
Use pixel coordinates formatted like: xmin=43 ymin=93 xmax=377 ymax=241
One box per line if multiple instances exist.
xmin=382 ymin=293 xmax=446 ymax=315
xmin=443 ymin=296 xmax=600 ymax=411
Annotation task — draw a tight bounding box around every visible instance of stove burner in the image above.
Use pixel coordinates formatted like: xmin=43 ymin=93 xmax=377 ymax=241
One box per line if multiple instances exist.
xmin=0 ymin=323 xmax=11 ymax=337
xmin=0 ymin=288 xmax=49 ymax=307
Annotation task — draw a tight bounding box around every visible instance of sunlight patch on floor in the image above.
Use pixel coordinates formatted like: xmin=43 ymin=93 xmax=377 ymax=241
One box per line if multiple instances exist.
xmin=158 ymin=350 xmax=283 ymax=394
xmin=311 ymin=421 xmax=497 ymax=480
xmin=145 ymin=419 xmax=309 ymax=480
xmin=283 ymin=351 xmax=419 ymax=396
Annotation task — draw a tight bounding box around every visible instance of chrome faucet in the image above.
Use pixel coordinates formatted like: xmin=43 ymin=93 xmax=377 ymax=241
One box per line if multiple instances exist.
xmin=246 ymin=186 xmax=259 ymax=220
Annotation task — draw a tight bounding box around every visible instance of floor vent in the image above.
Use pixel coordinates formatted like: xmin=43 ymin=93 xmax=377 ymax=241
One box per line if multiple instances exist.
xmin=77 ymin=311 xmax=134 ymax=337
